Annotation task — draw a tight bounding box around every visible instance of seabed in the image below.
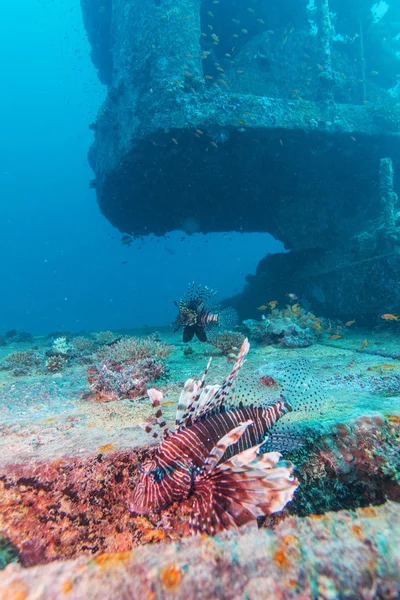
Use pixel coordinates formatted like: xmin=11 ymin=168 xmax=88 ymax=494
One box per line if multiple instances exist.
xmin=0 ymin=326 xmax=399 ymax=598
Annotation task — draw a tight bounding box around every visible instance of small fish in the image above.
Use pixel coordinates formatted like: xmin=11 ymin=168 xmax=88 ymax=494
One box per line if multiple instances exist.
xmin=327 ymin=320 xmax=332 ymax=333
xmin=121 ymin=235 xmax=132 ymax=245
xmin=359 ymin=339 xmax=368 ymax=350
xmin=345 ymin=320 xmax=355 ymax=327
xmin=171 ymin=138 xmax=178 ymax=145
xmin=257 ymin=305 xmax=268 ymax=311
xmin=328 ymin=334 xmax=342 ymax=340
xmin=287 ymin=293 xmax=298 ymax=301
xmin=268 ymin=300 xmax=278 ymax=310
xmin=381 ymin=314 xmax=399 ymax=321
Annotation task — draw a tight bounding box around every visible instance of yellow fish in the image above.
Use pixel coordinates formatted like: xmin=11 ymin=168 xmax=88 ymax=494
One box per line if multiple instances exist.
xmin=381 ymin=314 xmax=399 ymax=321
xmin=345 ymin=320 xmax=355 ymax=327
xmin=291 ymin=303 xmax=301 ymax=315
xmin=257 ymin=305 xmax=268 ymax=311
xmin=268 ymin=301 xmax=278 ymax=310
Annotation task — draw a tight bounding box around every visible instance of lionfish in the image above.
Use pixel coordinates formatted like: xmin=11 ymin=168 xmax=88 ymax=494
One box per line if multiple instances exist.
xmin=130 ymin=339 xmax=309 ymax=535
xmin=174 ymin=283 xmax=238 ymax=343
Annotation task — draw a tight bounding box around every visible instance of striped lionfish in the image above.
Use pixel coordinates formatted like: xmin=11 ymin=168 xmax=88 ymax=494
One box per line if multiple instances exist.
xmin=130 ymin=339 xmax=304 ymax=535
xmin=174 ymin=283 xmax=238 ymax=343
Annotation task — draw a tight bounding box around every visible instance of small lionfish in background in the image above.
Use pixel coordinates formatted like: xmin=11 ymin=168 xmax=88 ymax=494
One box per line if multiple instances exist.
xmin=174 ymin=282 xmax=238 ymax=342
xmin=130 ymin=339 xmax=322 ymax=535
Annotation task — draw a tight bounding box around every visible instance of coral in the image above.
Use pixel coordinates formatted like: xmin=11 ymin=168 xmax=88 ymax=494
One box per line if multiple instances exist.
xmin=93 ymin=330 xmax=116 ymax=345
xmin=52 ymin=336 xmax=70 ymax=355
xmin=0 ymin=536 xmax=19 ymax=570
xmin=96 ymin=334 xmax=172 ymax=362
xmin=288 ymin=416 xmax=400 ymax=517
xmin=5 ymin=329 xmax=17 ymax=339
xmin=243 ymin=309 xmax=319 ymax=348
xmin=0 ymin=502 xmax=398 ymax=598
xmin=46 ymin=355 xmax=68 ymax=373
xmin=0 ymin=351 xmax=41 ymax=376
xmin=208 ymin=330 xmax=245 ymax=355
xmin=3 ymin=330 xmax=34 ymax=343
xmin=87 ymin=357 xmax=167 ymax=402
xmin=71 ymin=336 xmax=95 ymax=353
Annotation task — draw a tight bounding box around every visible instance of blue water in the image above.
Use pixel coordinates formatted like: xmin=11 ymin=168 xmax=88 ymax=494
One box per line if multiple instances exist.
xmin=0 ymin=0 xmax=282 ymax=335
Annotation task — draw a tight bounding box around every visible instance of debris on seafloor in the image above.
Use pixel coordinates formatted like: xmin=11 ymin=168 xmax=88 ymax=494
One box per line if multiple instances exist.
xmin=243 ymin=304 xmax=322 ymax=348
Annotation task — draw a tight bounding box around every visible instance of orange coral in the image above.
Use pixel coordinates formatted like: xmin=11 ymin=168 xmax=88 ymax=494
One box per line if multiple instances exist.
xmin=161 ymin=565 xmax=182 ymax=590
xmin=273 ymin=548 xmax=290 ymax=569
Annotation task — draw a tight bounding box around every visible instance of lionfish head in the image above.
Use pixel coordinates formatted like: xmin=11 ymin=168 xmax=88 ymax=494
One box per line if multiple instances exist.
xmin=176 ymin=305 xmax=198 ymax=327
xmin=129 ymin=459 xmax=169 ymax=515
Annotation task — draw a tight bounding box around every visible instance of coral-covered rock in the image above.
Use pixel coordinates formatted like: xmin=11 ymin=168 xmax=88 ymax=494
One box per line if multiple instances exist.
xmin=0 ymin=502 xmax=398 ymax=599
xmin=243 ymin=312 xmax=317 ymax=348
xmin=87 ymin=358 xmax=167 ymax=402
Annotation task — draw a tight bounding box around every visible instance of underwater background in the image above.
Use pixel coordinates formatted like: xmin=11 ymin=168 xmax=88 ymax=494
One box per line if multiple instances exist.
xmin=1 ymin=0 xmax=280 ymax=334
xmin=0 ymin=0 xmax=399 ymax=598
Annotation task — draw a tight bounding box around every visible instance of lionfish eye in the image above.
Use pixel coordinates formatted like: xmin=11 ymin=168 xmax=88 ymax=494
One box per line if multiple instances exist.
xmin=151 ymin=467 xmax=165 ymax=483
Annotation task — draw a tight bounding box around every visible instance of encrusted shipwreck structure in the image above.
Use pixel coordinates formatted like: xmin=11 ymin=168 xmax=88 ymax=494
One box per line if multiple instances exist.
xmin=81 ymin=0 xmax=400 ymax=321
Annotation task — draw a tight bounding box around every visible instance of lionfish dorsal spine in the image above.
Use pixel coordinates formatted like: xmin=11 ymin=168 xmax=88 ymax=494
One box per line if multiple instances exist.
xmin=193 ymin=338 xmax=250 ymax=421
xmin=175 ymin=357 xmax=213 ymax=429
xmin=140 ymin=388 xmax=170 ymax=440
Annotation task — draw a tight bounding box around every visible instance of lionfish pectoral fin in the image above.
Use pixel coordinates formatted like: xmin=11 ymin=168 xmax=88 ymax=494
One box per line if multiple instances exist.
xmin=183 ymin=326 xmax=195 ymax=343
xmin=189 ymin=444 xmax=298 ymax=536
xmin=140 ymin=388 xmax=170 ymax=440
xmin=194 ymin=325 xmax=207 ymax=342
xmin=203 ymin=420 xmax=254 ymax=474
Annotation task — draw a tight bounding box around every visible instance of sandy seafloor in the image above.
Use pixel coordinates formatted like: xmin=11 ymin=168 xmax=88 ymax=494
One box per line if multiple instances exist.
xmin=0 ymin=326 xmax=399 ymax=599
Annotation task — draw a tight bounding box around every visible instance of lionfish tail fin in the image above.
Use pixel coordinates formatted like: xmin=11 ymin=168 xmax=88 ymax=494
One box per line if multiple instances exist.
xmin=139 ymin=388 xmax=170 ymax=440
xmin=189 ymin=444 xmax=298 ymax=535
xmin=257 ymin=359 xmax=326 ymax=414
